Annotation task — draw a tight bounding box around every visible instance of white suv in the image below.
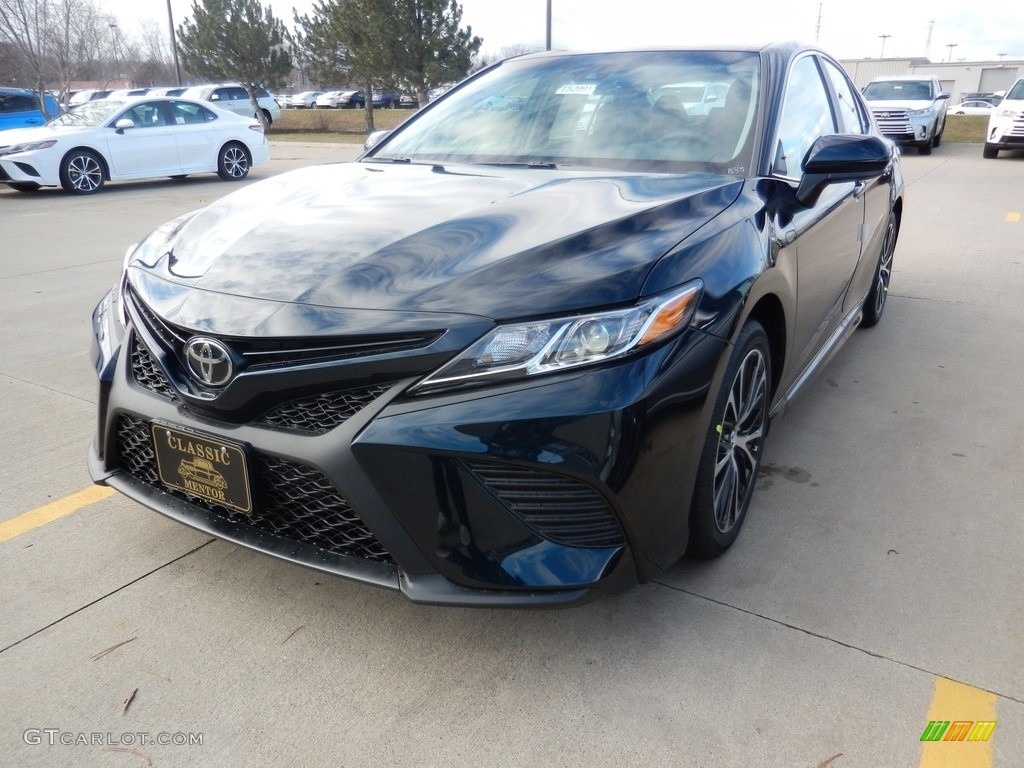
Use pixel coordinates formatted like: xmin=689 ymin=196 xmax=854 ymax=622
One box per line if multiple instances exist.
xmin=862 ymin=75 xmax=950 ymax=155
xmin=983 ymin=78 xmax=1024 ymax=158
xmin=181 ymin=84 xmax=282 ymax=126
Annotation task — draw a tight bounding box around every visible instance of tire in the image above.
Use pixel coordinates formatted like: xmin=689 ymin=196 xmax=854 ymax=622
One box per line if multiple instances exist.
xmin=918 ymin=141 xmax=932 ymax=156
xmin=860 ymin=211 xmax=897 ymax=328
xmin=687 ymin=320 xmax=771 ymax=558
xmin=8 ymin=182 xmax=40 ymax=192
xmin=311 ymin=102 xmax=319 ymax=109
xmin=260 ymin=109 xmax=272 ymax=126
xmin=983 ymin=145 xmax=999 ymax=159
xmin=217 ymin=142 xmax=250 ymax=181
xmin=933 ymin=132 xmax=942 ymax=148
xmin=59 ymin=150 xmax=104 ymax=194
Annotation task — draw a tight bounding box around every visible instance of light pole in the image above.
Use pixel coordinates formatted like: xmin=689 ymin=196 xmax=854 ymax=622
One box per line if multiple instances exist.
xmin=109 ymin=22 xmax=118 ymax=82
xmin=166 ymin=0 xmax=182 ymax=86
xmin=878 ymin=34 xmax=891 ymax=58
xmin=544 ymin=0 xmax=552 ymax=51
xmin=946 ymin=43 xmax=958 ymax=63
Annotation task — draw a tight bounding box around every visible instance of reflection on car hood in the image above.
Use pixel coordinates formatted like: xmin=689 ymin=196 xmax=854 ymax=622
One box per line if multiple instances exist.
xmin=143 ymin=162 xmax=741 ymax=320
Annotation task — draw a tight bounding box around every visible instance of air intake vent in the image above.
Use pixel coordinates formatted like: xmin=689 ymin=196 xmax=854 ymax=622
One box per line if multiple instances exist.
xmin=463 ymin=459 xmax=625 ymax=548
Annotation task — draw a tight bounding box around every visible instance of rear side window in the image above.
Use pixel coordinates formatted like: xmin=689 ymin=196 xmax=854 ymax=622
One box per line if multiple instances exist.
xmin=0 ymin=93 xmax=38 ymax=114
xmin=821 ymin=59 xmax=868 ymax=134
xmin=171 ymin=101 xmax=217 ymax=124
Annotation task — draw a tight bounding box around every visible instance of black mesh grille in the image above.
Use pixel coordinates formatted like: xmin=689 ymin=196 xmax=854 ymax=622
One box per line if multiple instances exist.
xmin=115 ymin=414 xmax=394 ymax=564
xmin=256 ymin=384 xmax=394 ymax=433
xmin=130 ymin=336 xmax=179 ymax=402
xmin=126 ymin=285 xmax=440 ymax=369
xmin=464 ymin=460 xmax=625 ymax=548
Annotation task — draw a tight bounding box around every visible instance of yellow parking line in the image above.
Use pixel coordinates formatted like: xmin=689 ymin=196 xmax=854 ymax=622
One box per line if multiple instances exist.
xmin=0 ymin=486 xmax=114 ymax=543
xmin=920 ymin=677 xmax=996 ymax=767
xmin=1007 ymin=212 xmax=1021 ymax=222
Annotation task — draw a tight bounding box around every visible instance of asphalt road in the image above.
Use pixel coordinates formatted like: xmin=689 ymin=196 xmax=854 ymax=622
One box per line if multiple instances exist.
xmin=0 ymin=142 xmax=1021 ymax=768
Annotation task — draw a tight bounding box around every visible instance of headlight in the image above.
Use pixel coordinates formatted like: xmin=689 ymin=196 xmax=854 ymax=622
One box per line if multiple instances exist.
xmin=907 ymin=107 xmax=933 ymax=117
xmin=412 ymin=280 xmax=703 ymax=393
xmin=1 ymin=139 xmax=57 ymax=155
xmin=999 ymin=108 xmax=1015 ymax=117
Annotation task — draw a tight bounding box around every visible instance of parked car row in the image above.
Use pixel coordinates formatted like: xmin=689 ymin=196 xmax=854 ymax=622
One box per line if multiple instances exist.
xmin=65 ymin=84 xmax=283 ymax=127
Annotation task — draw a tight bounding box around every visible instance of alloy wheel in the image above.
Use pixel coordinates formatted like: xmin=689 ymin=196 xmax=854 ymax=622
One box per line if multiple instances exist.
xmin=713 ymin=347 xmax=768 ymax=533
xmin=873 ymin=217 xmax=896 ymax=316
xmin=68 ymin=154 xmax=102 ymax=193
xmin=222 ymin=146 xmax=248 ymax=178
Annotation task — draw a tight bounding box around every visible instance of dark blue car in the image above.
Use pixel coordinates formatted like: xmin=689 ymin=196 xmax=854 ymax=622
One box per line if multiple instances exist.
xmin=0 ymin=87 xmax=61 ymax=132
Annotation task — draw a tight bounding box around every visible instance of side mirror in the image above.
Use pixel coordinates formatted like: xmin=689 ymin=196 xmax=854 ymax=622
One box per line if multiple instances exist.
xmin=795 ymin=134 xmax=892 ymax=207
xmin=364 ymin=129 xmax=390 ymax=151
xmin=114 ymin=118 xmax=135 ymax=134
xmin=938 ymin=92 xmax=951 ymax=100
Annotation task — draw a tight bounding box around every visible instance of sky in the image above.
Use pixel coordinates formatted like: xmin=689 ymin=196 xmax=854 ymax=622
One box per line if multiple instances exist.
xmin=115 ymin=0 xmax=1023 ymax=65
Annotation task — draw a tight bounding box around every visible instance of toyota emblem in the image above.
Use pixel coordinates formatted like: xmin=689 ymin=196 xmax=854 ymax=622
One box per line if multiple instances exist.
xmin=184 ymin=337 xmax=234 ymax=387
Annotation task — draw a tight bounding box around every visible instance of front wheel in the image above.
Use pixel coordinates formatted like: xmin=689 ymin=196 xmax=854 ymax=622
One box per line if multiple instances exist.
xmin=918 ymin=141 xmax=932 ymax=155
xmin=983 ymin=145 xmax=999 ymax=159
xmin=59 ymin=150 xmax=104 ymax=194
xmin=687 ymin=320 xmax=771 ymax=558
xmin=217 ymin=143 xmax=250 ymax=181
xmin=860 ymin=211 xmax=897 ymax=328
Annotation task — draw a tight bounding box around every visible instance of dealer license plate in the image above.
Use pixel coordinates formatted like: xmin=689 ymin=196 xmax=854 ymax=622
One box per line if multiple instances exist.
xmin=150 ymin=423 xmax=252 ymax=514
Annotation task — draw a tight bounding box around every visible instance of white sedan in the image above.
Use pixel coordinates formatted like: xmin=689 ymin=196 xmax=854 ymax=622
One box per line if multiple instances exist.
xmin=950 ymin=100 xmax=998 ymax=116
xmin=0 ymin=97 xmax=269 ymax=194
xmin=287 ymin=91 xmax=323 ymax=108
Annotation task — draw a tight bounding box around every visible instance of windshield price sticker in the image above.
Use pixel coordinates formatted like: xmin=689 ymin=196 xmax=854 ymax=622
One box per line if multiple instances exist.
xmin=556 ymin=83 xmax=597 ymax=96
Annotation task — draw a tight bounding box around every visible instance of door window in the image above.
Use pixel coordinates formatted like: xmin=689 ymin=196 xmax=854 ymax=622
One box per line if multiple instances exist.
xmin=773 ymin=56 xmax=837 ymax=178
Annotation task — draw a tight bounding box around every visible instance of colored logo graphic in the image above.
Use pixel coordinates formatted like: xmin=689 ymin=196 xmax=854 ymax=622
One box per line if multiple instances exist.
xmin=920 ymin=721 xmax=996 ymax=742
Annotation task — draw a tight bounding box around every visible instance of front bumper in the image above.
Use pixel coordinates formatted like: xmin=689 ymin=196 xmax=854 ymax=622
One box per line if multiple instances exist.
xmin=986 ymin=112 xmax=1024 ymax=149
xmin=89 ymin=289 xmax=726 ymax=607
xmin=871 ymin=109 xmax=937 ymax=145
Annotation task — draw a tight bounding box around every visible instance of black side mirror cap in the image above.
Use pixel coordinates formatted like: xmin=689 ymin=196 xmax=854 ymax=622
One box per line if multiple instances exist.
xmin=796 ymin=134 xmax=893 ymax=207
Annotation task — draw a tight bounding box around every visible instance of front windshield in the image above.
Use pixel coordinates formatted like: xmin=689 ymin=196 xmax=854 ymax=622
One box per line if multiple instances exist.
xmin=372 ymin=50 xmax=761 ymax=174
xmin=1007 ymin=80 xmax=1024 ymax=101
xmin=52 ymin=99 xmax=124 ymax=126
xmin=862 ymin=81 xmax=933 ymax=100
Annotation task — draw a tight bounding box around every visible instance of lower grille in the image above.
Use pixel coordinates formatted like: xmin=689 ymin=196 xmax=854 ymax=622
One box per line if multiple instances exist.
xmin=464 ymin=459 xmax=625 ymax=548
xmin=256 ymin=384 xmax=394 ymax=433
xmin=115 ymin=414 xmax=394 ymax=564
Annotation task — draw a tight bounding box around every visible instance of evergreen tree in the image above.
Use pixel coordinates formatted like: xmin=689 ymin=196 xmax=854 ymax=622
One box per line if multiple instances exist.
xmin=178 ymin=0 xmax=292 ymax=127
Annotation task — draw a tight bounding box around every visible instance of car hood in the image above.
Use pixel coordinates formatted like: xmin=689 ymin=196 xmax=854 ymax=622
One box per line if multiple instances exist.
xmin=865 ymin=99 xmax=936 ymax=111
xmin=0 ymin=123 xmax=96 ymax=146
xmin=136 ymin=161 xmax=741 ymax=322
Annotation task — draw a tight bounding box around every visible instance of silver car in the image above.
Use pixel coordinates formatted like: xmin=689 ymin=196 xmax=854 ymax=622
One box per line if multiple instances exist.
xmin=180 ymin=83 xmax=282 ymax=126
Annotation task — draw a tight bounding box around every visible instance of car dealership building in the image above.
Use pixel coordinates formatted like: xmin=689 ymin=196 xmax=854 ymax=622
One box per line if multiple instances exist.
xmin=840 ymin=56 xmax=1023 ymax=102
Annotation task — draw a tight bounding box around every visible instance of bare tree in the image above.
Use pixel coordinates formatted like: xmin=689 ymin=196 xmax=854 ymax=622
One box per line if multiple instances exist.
xmin=0 ymin=0 xmax=116 ymax=110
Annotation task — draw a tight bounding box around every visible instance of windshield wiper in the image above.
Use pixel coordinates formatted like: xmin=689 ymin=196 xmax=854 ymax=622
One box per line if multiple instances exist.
xmin=479 ymin=161 xmax=559 ymax=169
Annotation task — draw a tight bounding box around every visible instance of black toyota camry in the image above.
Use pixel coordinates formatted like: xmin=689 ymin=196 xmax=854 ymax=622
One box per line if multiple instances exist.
xmin=89 ymin=43 xmax=903 ymax=607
